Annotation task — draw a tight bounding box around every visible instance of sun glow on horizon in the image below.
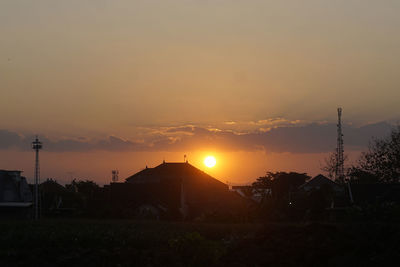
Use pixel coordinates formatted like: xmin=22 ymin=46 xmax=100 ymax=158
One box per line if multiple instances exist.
xmin=204 ymin=156 xmax=217 ymax=168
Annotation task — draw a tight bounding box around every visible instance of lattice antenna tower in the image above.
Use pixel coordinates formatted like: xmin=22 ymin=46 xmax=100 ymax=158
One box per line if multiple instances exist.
xmin=32 ymin=136 xmax=42 ymax=220
xmin=335 ymin=108 xmax=344 ymax=180
xmin=111 ymin=170 xmax=119 ymax=182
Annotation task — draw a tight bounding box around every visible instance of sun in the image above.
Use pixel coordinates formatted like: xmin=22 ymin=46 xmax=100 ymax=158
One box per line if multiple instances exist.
xmin=204 ymin=156 xmax=216 ymax=168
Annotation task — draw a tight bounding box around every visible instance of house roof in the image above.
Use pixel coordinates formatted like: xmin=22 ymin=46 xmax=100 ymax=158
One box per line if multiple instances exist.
xmin=125 ymin=162 xmax=226 ymax=187
xmin=299 ymin=174 xmax=341 ymax=190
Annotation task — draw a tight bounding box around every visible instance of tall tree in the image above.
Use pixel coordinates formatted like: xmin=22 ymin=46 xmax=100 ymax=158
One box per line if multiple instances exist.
xmin=356 ymin=126 xmax=400 ymax=183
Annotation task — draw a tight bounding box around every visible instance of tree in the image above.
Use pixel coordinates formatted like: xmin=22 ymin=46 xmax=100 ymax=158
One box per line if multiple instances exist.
xmin=321 ymin=152 xmax=348 ymax=183
xmin=346 ymin=167 xmax=379 ymax=184
xmin=252 ymin=172 xmax=310 ymax=221
xmin=66 ymin=179 xmax=99 ymax=197
xmin=355 ymin=126 xmax=400 ymax=183
xmin=252 ymin=172 xmax=310 ymax=201
xmin=65 ymin=179 xmax=101 ymax=214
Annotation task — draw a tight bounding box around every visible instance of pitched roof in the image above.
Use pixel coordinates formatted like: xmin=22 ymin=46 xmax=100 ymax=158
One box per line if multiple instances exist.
xmin=125 ymin=162 xmax=226 ymax=187
xmin=299 ymin=174 xmax=341 ymax=190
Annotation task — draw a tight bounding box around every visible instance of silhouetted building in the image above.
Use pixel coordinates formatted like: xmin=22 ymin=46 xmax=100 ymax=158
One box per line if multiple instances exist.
xmin=298 ymin=174 xmax=343 ymax=193
xmin=290 ymin=174 xmax=347 ymax=220
xmin=106 ymin=162 xmax=248 ymax=220
xmin=0 ymin=170 xmax=33 ymax=218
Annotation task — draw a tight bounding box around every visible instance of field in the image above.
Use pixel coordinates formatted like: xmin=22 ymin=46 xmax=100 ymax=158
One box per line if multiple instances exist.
xmin=0 ymin=220 xmax=399 ymax=267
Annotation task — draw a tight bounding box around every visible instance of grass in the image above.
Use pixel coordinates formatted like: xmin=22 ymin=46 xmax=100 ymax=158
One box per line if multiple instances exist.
xmin=0 ymin=220 xmax=398 ymax=266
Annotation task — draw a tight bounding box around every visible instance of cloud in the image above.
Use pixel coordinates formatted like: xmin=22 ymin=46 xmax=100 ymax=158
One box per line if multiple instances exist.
xmin=164 ymin=125 xmax=195 ymax=134
xmin=0 ymin=130 xmax=23 ymax=149
xmin=0 ymin=132 xmax=144 ymax=152
xmin=0 ymin=121 xmax=394 ymax=153
xmin=138 ymin=121 xmax=393 ymax=153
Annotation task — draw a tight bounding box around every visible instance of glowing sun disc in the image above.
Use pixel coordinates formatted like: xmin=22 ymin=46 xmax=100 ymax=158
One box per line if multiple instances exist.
xmin=204 ymin=156 xmax=216 ymax=168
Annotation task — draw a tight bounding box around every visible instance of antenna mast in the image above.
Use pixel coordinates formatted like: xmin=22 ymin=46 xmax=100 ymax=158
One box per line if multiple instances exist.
xmin=32 ymin=136 xmax=42 ymax=220
xmin=335 ymin=108 xmax=354 ymax=203
xmin=335 ymin=108 xmax=344 ymax=180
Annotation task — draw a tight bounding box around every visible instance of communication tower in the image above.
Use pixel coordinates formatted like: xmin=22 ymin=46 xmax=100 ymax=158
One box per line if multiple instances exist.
xmin=32 ymin=136 xmax=42 ymax=220
xmin=335 ymin=108 xmax=344 ymax=180
xmin=111 ymin=170 xmax=119 ymax=182
xmin=335 ymin=108 xmax=353 ymax=203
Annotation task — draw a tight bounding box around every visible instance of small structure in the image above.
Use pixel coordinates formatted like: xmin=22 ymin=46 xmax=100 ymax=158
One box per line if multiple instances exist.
xmin=0 ymin=170 xmax=33 ymax=218
xmin=111 ymin=170 xmax=119 ymax=182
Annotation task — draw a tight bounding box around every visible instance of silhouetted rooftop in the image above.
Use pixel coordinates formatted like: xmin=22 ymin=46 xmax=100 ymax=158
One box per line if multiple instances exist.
xmin=299 ymin=174 xmax=342 ymax=191
xmin=125 ymin=162 xmax=226 ymax=187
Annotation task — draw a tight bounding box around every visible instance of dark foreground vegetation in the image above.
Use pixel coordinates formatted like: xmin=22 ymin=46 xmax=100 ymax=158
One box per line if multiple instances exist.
xmin=0 ymin=220 xmax=399 ymax=267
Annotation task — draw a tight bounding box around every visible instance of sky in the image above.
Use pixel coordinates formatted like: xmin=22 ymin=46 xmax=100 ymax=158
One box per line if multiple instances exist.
xmin=1 ymin=1 xmax=399 ymax=185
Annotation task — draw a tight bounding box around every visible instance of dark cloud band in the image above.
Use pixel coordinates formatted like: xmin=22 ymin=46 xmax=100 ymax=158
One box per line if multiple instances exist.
xmin=0 ymin=121 xmax=393 ymax=153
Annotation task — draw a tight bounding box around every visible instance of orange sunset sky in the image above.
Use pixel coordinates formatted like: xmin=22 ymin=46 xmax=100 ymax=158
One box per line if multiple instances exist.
xmin=1 ymin=1 xmax=399 ymax=184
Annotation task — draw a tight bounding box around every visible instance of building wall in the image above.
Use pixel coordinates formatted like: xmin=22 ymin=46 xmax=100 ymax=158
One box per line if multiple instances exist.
xmin=0 ymin=170 xmax=33 ymax=202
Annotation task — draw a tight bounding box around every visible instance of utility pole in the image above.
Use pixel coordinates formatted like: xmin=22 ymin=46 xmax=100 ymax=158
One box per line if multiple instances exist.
xmin=32 ymin=136 xmax=42 ymax=220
